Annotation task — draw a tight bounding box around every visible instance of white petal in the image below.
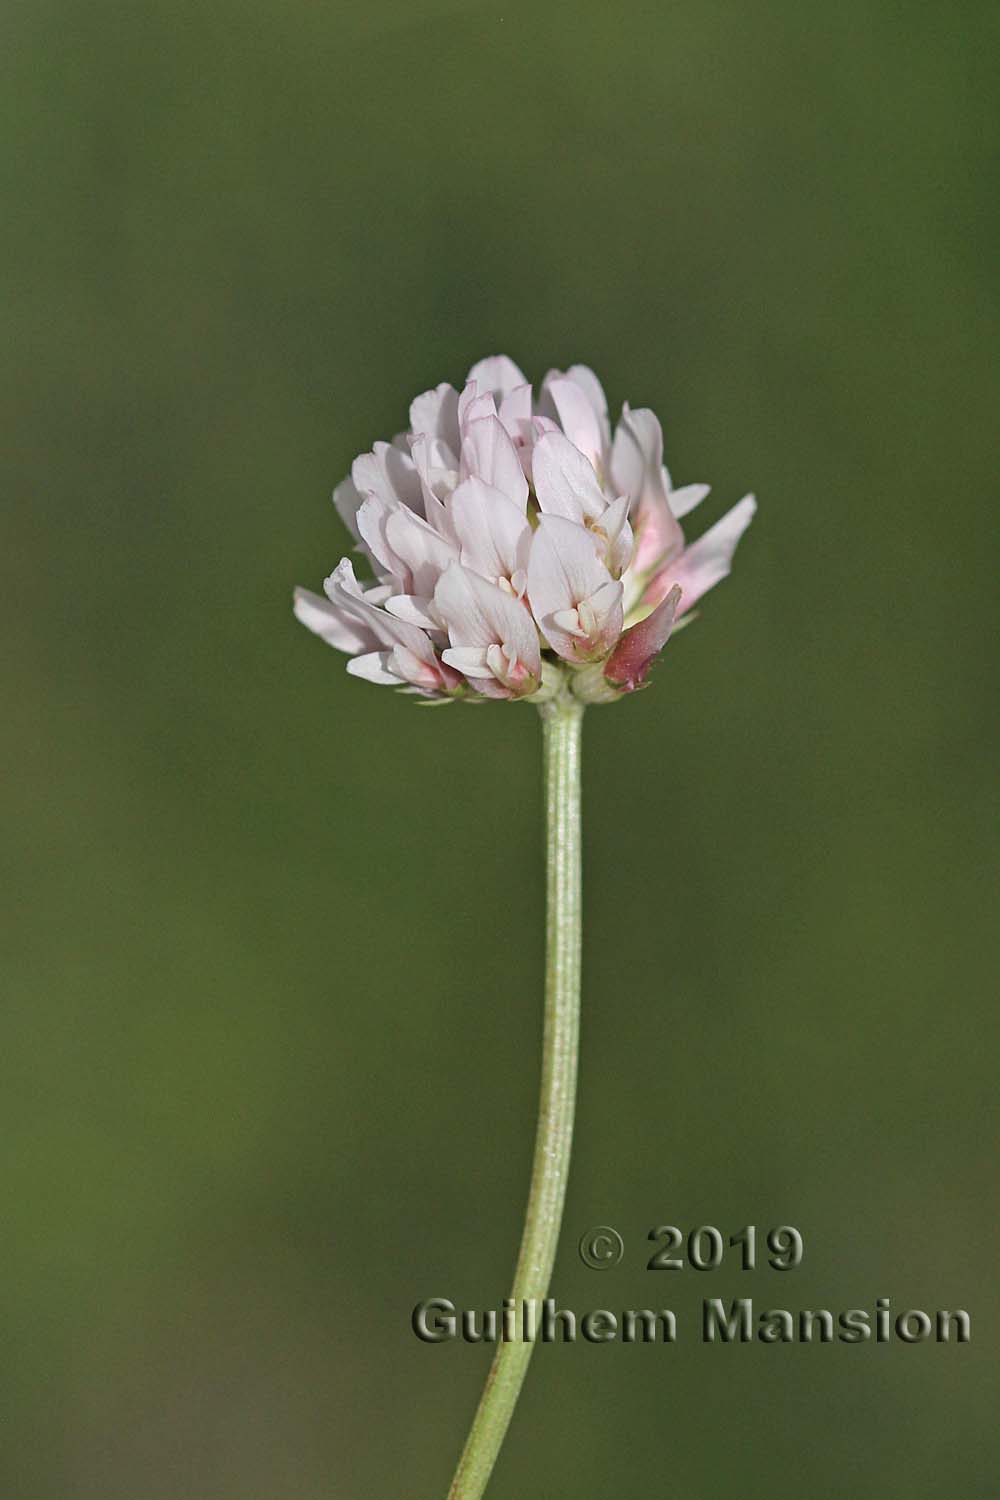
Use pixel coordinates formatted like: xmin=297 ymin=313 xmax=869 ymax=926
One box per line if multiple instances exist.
xmin=565 ymin=365 xmax=609 ymax=426
xmin=465 ymin=355 xmax=529 ymax=402
xmin=551 ymin=608 xmax=589 ymax=639
xmin=383 ymin=594 xmax=443 ymax=630
xmin=460 ymin=391 xmax=497 ymax=428
xmin=596 ymin=494 xmax=635 ymax=577
xmin=578 ymin=579 xmax=624 ymax=644
xmin=325 ymin=559 xmax=436 ymax=666
xmin=322 ymin=557 xmax=365 ymax=601
xmin=409 ymin=383 xmax=460 ymax=453
xmin=346 ymin=651 xmax=403 ymax=686
xmin=293 ymin=586 xmax=375 ymax=654
xmin=668 ymin=482 xmax=710 ymax=520
xmin=543 ymin=376 xmax=605 ymax=469
xmin=528 ymin=515 xmax=608 ymax=614
xmin=355 ymin=495 xmax=409 ymax=583
xmin=435 ymin=565 xmax=538 ymax=660
xmin=332 ymin=474 xmax=363 ymax=539
xmin=387 ymin=643 xmax=452 ymax=693
xmin=409 ymin=434 xmax=460 ymax=536
xmin=459 ymin=415 xmax=529 ymax=508
xmin=527 ymin=517 xmax=623 ymax=661
xmin=531 ymin=431 xmax=607 ymax=523
xmin=497 ymin=382 xmax=532 ymax=433
xmin=610 ymin=406 xmax=670 ymax=508
xmin=441 ymin=645 xmax=493 ymax=678
xmin=611 ymin=406 xmax=685 ymax=572
xmin=352 ymin=440 xmax=424 ymax=516
xmin=434 ymin=564 xmax=541 ymax=692
xmin=496 ymin=385 xmax=539 ymax=479
xmin=457 ymin=380 xmax=484 ymax=431
xmin=449 ymin=477 xmax=532 ymax=587
xmin=384 ymin=506 xmax=458 ymax=597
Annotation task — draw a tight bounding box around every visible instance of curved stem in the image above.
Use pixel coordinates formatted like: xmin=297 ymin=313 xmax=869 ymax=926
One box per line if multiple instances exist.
xmin=447 ymin=696 xmax=584 ymax=1500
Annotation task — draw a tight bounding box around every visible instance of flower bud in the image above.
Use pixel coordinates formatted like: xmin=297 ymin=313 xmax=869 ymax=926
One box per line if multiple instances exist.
xmin=604 ymin=586 xmax=683 ymax=693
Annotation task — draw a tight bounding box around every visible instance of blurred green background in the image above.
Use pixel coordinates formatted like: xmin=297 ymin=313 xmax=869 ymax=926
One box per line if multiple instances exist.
xmin=4 ymin=1 xmax=998 ymax=1495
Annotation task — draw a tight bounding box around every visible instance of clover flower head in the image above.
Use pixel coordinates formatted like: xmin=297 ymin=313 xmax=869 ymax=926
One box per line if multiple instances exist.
xmin=294 ymin=355 xmax=755 ymax=703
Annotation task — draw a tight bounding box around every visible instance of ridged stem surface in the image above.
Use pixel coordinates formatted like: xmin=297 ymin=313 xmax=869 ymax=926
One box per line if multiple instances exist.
xmin=446 ymin=697 xmax=584 ymax=1500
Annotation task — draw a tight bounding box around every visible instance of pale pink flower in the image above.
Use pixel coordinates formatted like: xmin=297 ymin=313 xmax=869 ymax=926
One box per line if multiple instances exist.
xmin=294 ymin=356 xmax=755 ymax=701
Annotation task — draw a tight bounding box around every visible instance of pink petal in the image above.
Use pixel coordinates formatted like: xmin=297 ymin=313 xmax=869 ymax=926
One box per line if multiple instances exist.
xmin=605 ymin=586 xmax=682 ymax=692
xmin=648 ymin=495 xmax=756 ymax=614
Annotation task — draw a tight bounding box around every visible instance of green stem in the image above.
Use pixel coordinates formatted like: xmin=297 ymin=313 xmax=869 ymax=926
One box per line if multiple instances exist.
xmin=447 ymin=695 xmax=584 ymax=1500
